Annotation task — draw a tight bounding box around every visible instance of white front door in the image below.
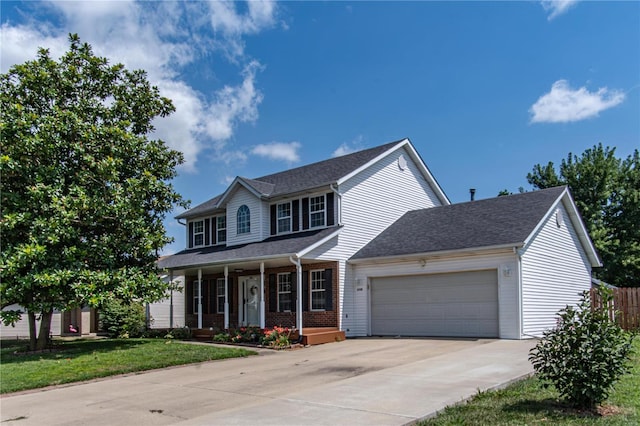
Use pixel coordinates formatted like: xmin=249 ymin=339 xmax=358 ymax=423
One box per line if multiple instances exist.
xmin=239 ymin=276 xmax=260 ymax=326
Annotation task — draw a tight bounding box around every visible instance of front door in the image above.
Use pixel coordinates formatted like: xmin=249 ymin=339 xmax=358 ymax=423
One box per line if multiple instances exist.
xmin=239 ymin=276 xmax=260 ymax=326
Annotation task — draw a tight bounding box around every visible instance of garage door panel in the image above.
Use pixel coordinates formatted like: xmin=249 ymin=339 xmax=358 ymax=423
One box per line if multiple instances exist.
xmin=371 ymin=270 xmax=498 ymax=338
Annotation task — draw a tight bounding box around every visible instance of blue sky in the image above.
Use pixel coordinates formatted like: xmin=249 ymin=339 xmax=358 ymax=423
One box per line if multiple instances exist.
xmin=2 ymin=1 xmax=638 ymax=254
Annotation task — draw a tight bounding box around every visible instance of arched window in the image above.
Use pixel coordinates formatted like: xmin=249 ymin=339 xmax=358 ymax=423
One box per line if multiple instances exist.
xmin=237 ymin=205 xmax=251 ymax=234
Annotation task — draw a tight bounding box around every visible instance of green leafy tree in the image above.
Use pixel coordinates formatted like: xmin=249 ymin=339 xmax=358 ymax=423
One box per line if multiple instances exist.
xmin=527 ymin=144 xmax=639 ymax=287
xmin=0 ymin=35 xmax=187 ymax=350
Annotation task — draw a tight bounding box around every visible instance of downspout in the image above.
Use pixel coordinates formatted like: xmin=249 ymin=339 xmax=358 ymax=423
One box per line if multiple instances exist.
xmin=169 ymin=271 xmax=174 ymax=329
xmin=330 ymin=183 xmax=342 ymax=226
xmin=515 ymin=246 xmax=524 ymax=339
xmin=289 ymin=256 xmax=303 ymax=336
xmin=260 ymin=262 xmax=266 ymax=329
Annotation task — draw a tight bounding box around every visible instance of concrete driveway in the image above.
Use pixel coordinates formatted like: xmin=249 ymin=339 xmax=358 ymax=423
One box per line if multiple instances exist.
xmin=0 ymin=338 xmax=535 ymax=425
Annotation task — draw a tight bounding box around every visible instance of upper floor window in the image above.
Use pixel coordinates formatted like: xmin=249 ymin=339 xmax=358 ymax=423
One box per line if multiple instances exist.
xmin=217 ymin=216 xmax=227 ymax=243
xmin=309 ymin=195 xmax=325 ymax=228
xmin=193 ymin=220 xmax=204 ymax=246
xmin=277 ymin=202 xmax=291 ymax=233
xmin=237 ymin=205 xmax=251 ymax=234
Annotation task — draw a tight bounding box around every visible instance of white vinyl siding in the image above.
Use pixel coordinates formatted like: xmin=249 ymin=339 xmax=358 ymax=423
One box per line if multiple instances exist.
xmin=521 ymin=203 xmax=593 ymax=337
xmin=0 ymin=305 xmax=63 ymax=338
xmin=226 ymin=187 xmax=262 ymax=246
xmin=148 ymin=275 xmax=185 ymax=329
xmin=302 ymin=147 xmax=445 ymax=332
xmin=371 ymin=270 xmax=499 ymax=338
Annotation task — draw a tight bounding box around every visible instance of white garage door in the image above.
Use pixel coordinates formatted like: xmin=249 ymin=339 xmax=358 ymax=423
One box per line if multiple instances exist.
xmin=371 ymin=270 xmax=498 ymax=338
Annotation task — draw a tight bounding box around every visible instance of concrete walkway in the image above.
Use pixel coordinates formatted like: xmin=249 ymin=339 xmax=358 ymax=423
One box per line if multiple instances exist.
xmin=0 ymin=338 xmax=535 ymax=425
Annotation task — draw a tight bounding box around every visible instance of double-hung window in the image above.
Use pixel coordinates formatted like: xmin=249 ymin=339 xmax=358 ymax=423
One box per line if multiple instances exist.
xmin=216 ymin=278 xmax=225 ymax=313
xmin=217 ymin=216 xmax=227 ymax=243
xmin=277 ymin=273 xmax=292 ymax=312
xmin=310 ymin=270 xmax=326 ymax=310
xmin=193 ymin=220 xmax=204 ymax=246
xmin=277 ymin=202 xmax=291 ymax=233
xmin=309 ymin=195 xmax=325 ymax=228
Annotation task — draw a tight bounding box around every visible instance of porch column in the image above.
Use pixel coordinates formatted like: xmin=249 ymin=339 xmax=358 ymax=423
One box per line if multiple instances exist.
xmin=169 ymin=271 xmax=174 ymax=329
xmin=259 ymin=262 xmax=265 ymax=328
xmin=296 ymin=260 xmax=303 ymax=333
xmin=224 ymin=266 xmax=229 ymax=329
xmin=197 ymin=268 xmax=203 ymax=329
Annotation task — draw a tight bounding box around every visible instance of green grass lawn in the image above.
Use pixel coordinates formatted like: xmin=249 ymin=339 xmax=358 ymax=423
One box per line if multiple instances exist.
xmin=0 ymin=338 xmax=256 ymax=394
xmin=421 ymin=337 xmax=640 ymax=425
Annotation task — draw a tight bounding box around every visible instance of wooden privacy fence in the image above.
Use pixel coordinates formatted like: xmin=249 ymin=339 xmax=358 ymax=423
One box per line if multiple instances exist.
xmin=591 ymin=287 xmax=640 ymax=331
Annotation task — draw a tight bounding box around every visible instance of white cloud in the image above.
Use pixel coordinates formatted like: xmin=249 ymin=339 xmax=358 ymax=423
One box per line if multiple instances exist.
xmin=251 ymin=142 xmax=301 ymax=162
xmin=205 ymin=61 xmax=264 ymax=145
xmin=332 ymin=135 xmax=364 ymax=157
xmin=0 ymin=1 xmax=278 ymax=172
xmin=208 ymin=0 xmax=278 ymax=59
xmin=530 ymin=80 xmax=625 ymax=123
xmin=540 ymin=0 xmax=580 ymax=20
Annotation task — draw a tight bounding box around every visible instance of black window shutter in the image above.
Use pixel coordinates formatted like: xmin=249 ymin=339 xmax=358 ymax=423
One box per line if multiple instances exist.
xmin=302 ymin=198 xmax=309 ymax=230
xmin=326 ymin=192 xmax=335 ymax=226
xmin=292 ymin=199 xmax=300 ymax=232
xmin=324 ymin=269 xmax=333 ymax=311
xmin=269 ymin=274 xmax=277 ymax=312
xmin=204 ymin=218 xmax=211 ymax=246
xmin=270 ymin=204 xmax=277 ymax=235
xmin=290 ymin=272 xmax=297 ymax=312
xmin=303 ymin=270 xmax=309 ymax=311
xmin=188 ymin=222 xmax=194 ymax=248
xmin=200 ymin=280 xmax=208 ymax=314
xmin=212 ymin=218 xmax=217 ymax=245
xmin=186 ymin=280 xmax=194 ymax=314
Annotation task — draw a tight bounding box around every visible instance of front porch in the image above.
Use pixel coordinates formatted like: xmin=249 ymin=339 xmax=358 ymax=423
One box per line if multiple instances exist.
xmin=191 ymin=326 xmax=345 ymax=346
xmin=178 ymin=259 xmax=340 ymax=342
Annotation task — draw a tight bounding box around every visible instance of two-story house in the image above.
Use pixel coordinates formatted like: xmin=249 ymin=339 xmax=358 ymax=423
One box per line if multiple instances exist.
xmin=156 ymin=138 xmax=601 ymax=340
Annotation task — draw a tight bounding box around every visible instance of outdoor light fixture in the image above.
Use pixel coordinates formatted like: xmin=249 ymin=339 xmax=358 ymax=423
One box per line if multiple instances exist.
xmin=234 ymin=268 xmax=244 ymax=273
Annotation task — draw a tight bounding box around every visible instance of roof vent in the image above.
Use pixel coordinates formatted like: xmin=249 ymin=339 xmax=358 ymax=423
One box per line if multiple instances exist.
xmin=470 ymin=188 xmax=476 ymax=201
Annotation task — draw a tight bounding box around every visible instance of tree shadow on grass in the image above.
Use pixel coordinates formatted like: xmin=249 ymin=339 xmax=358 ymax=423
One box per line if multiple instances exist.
xmin=0 ymin=339 xmax=146 ymax=364
xmin=504 ymin=398 xmax=600 ymax=420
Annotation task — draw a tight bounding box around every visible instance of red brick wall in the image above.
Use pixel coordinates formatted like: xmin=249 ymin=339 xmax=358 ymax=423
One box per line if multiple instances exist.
xmin=184 ymin=261 xmax=339 ymax=330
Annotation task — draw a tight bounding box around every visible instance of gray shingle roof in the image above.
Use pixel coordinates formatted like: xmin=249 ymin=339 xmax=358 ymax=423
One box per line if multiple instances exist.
xmin=351 ymin=186 xmax=567 ymax=260
xmin=177 ymin=139 xmax=406 ymax=219
xmin=158 ymin=226 xmax=341 ymax=270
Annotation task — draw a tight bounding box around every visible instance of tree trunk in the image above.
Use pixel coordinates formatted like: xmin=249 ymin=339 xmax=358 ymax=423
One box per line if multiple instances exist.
xmin=36 ymin=311 xmax=53 ymax=350
xmin=28 ymin=311 xmax=37 ymax=351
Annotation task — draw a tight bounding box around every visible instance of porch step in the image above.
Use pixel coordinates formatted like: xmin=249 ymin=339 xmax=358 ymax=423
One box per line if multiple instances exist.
xmin=300 ymin=327 xmax=346 ymax=346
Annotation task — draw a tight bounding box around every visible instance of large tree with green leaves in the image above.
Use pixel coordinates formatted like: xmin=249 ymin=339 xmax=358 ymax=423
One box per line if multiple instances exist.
xmin=527 ymin=144 xmax=639 ymax=287
xmin=0 ymin=35 xmax=187 ymax=350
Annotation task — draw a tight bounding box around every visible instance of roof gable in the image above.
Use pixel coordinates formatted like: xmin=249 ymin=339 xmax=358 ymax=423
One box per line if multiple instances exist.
xmin=178 ymin=138 xmax=447 ymax=220
xmin=351 ymin=186 xmax=598 ymax=264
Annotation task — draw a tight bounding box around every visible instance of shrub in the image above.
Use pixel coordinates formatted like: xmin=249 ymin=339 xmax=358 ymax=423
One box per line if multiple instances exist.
xmin=261 ymin=326 xmax=292 ymax=348
xmin=529 ymin=288 xmax=634 ymax=410
xmin=99 ymin=299 xmax=147 ymax=338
